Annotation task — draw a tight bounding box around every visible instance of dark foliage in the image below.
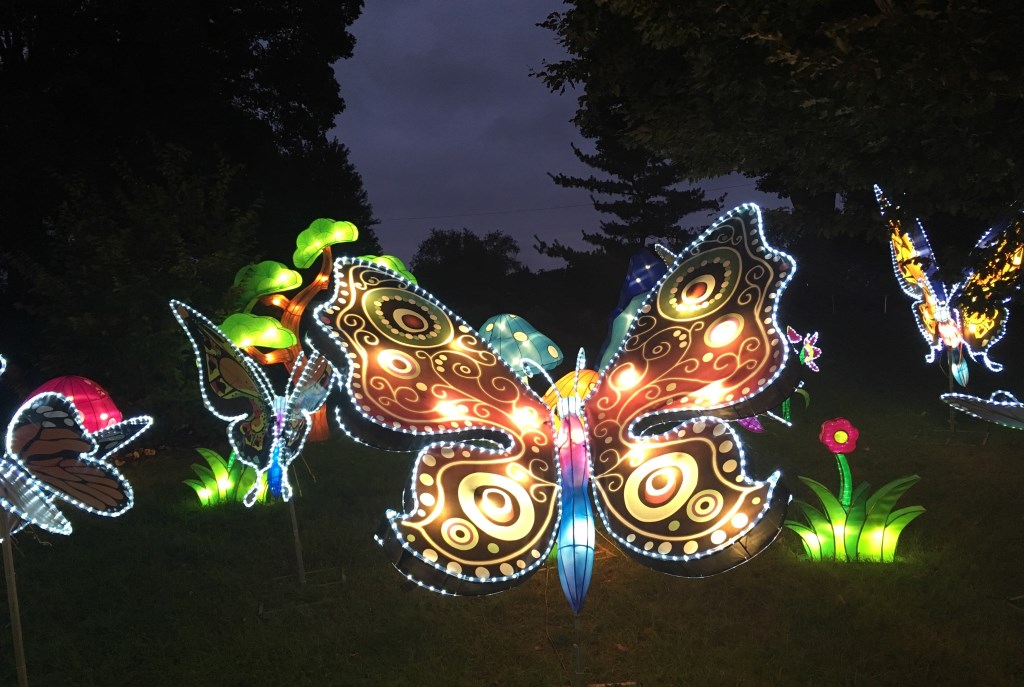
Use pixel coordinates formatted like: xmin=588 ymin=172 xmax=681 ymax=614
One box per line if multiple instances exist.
xmin=538 ymin=0 xmax=1024 ymax=239
xmin=0 ymin=1 xmax=377 ymax=433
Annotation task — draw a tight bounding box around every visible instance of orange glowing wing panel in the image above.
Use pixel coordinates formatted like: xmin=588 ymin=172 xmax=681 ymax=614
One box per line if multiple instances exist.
xmin=310 ymin=262 xmax=560 ymax=594
xmin=957 ymin=212 xmax=1024 ymax=352
xmin=583 ymin=205 xmax=791 ymax=574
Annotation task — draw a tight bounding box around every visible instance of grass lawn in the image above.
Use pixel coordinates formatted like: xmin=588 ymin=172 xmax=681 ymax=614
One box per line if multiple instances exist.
xmin=2 ymin=293 xmax=1023 ymax=687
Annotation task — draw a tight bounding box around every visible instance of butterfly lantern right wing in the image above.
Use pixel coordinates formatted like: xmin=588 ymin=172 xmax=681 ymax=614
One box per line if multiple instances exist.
xmin=953 ymin=208 xmax=1024 ymax=371
xmin=309 ymin=260 xmax=560 ymax=595
xmin=586 ymin=204 xmax=795 ymax=576
xmin=279 ymin=351 xmax=336 ymax=468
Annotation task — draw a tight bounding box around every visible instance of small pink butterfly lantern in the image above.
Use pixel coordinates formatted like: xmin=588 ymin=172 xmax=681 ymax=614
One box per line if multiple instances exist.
xmin=24 ymin=375 xmax=122 ymax=433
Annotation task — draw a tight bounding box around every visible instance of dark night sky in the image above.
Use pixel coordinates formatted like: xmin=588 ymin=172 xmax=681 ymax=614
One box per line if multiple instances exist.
xmin=332 ymin=1 xmax=787 ymax=270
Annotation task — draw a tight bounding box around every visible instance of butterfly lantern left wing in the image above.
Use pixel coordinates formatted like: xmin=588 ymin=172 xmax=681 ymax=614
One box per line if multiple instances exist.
xmin=584 ymin=204 xmax=794 ymax=576
xmin=874 ymin=185 xmax=958 ymax=365
xmin=172 ymin=300 xmax=298 ymax=505
xmin=309 ymin=261 xmax=560 ymax=596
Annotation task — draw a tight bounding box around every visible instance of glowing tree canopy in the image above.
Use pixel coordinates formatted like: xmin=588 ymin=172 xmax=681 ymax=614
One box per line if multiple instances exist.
xmin=219 ymin=313 xmax=298 ymax=350
xmin=479 ymin=314 xmax=563 ymax=377
xmin=785 ymin=418 xmax=924 ymax=563
xmin=230 ymin=261 xmax=303 ymax=312
xmin=941 ymin=390 xmax=1024 ymax=430
xmin=308 ymin=204 xmax=803 ymax=614
xmin=359 ymin=254 xmax=417 ymax=284
xmin=875 ymin=185 xmax=1024 ymax=385
xmin=25 ymin=376 xmax=123 ymax=434
xmin=171 ymin=300 xmax=335 ymax=506
xmin=293 ymin=219 xmax=359 ymax=269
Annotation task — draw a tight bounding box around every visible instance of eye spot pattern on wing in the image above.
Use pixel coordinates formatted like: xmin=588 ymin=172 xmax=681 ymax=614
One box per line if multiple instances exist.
xmin=592 ymin=418 xmax=775 ymax=558
xmin=658 ymin=247 xmax=738 ymax=321
xmin=388 ymin=437 xmax=558 ymax=582
xmin=364 ymin=287 xmax=454 ymax=347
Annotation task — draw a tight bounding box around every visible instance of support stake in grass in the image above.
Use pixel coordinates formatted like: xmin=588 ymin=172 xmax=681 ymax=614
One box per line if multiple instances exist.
xmin=2 ymin=513 xmax=29 ymax=687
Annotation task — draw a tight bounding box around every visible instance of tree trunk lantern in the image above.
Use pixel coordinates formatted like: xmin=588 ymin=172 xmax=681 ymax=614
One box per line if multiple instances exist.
xmin=24 ymin=376 xmax=122 ymax=433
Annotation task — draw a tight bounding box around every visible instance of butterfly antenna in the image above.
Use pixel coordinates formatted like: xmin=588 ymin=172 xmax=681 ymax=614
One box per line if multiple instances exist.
xmin=519 ymin=358 xmax=556 ymax=394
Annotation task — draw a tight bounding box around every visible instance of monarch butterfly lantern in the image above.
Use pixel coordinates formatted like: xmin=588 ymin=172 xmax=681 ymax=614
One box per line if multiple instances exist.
xmin=0 ymin=354 xmax=152 ymax=687
xmin=309 ymin=204 xmax=802 ymax=615
xmin=875 ymin=185 xmax=1024 ymax=386
xmin=24 ymin=375 xmax=123 ymax=434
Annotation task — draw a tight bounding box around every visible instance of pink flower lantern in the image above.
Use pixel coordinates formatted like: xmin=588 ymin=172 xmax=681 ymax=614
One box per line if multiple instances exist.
xmin=819 ymin=417 xmax=859 ymax=454
xmin=25 ymin=376 xmax=123 ymax=433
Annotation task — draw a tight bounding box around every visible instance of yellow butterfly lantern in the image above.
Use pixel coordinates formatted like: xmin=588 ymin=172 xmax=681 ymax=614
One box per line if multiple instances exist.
xmin=875 ymin=185 xmax=1024 ymax=386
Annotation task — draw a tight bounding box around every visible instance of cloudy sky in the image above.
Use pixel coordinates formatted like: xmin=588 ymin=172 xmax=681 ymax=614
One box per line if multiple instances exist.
xmin=332 ymin=1 xmax=784 ymax=270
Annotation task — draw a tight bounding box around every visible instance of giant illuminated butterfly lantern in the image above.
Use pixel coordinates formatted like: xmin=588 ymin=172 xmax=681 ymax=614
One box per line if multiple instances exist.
xmin=875 ymin=185 xmax=1024 ymax=386
xmin=0 ymin=353 xmax=152 ymax=539
xmin=171 ymin=302 xmax=335 ymax=506
xmin=307 ymin=204 xmax=801 ymax=614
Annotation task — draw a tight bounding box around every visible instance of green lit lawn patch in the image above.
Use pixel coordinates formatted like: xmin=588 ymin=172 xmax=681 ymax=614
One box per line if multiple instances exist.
xmin=184 ymin=448 xmax=267 ymax=507
xmin=785 ymin=418 xmax=924 ymax=562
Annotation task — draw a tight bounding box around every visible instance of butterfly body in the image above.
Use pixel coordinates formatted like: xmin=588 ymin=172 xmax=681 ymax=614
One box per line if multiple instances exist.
xmin=311 ymin=204 xmax=798 ymax=611
xmin=171 ymin=301 xmax=334 ymax=506
xmin=875 ymin=185 xmax=1024 ymax=382
xmin=553 ymin=398 xmax=594 ymax=614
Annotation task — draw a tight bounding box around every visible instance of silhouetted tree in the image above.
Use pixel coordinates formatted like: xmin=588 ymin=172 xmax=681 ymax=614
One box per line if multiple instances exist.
xmin=538 ymin=0 xmax=1024 ymax=236
xmin=411 ymin=229 xmax=529 ymax=325
xmin=0 ymin=1 xmax=377 ymax=425
xmin=539 ymin=108 xmax=721 ymax=266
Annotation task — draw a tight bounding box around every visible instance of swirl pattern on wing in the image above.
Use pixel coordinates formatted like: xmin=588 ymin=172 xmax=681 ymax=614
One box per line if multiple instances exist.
xmin=311 ymin=260 xmax=560 ymax=592
xmin=380 ymin=438 xmax=559 ymax=592
xmin=589 ymin=415 xmax=782 ymax=574
xmin=589 ymin=204 xmax=795 ymax=424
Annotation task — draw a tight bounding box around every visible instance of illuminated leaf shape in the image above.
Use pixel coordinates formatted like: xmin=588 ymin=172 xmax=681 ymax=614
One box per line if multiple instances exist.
xmin=479 ymin=314 xmax=563 ymax=376
xmin=359 ymin=254 xmax=418 ymax=284
xmin=293 ymin=218 xmax=359 ymax=269
xmin=219 ymin=313 xmax=298 ymax=350
xmin=858 ymin=474 xmax=922 ymax=562
xmin=882 ymin=506 xmax=925 ymax=562
xmin=231 ymin=261 xmax=303 ymax=310
xmin=185 ymin=448 xmax=267 ymax=507
xmin=800 ymin=477 xmax=849 ymax=560
xmin=791 ymin=499 xmax=835 ymax=561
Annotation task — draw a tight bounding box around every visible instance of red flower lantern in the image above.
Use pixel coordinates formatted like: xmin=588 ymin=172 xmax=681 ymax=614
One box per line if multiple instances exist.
xmin=25 ymin=376 xmax=123 ymax=433
xmin=819 ymin=418 xmax=859 ymax=454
